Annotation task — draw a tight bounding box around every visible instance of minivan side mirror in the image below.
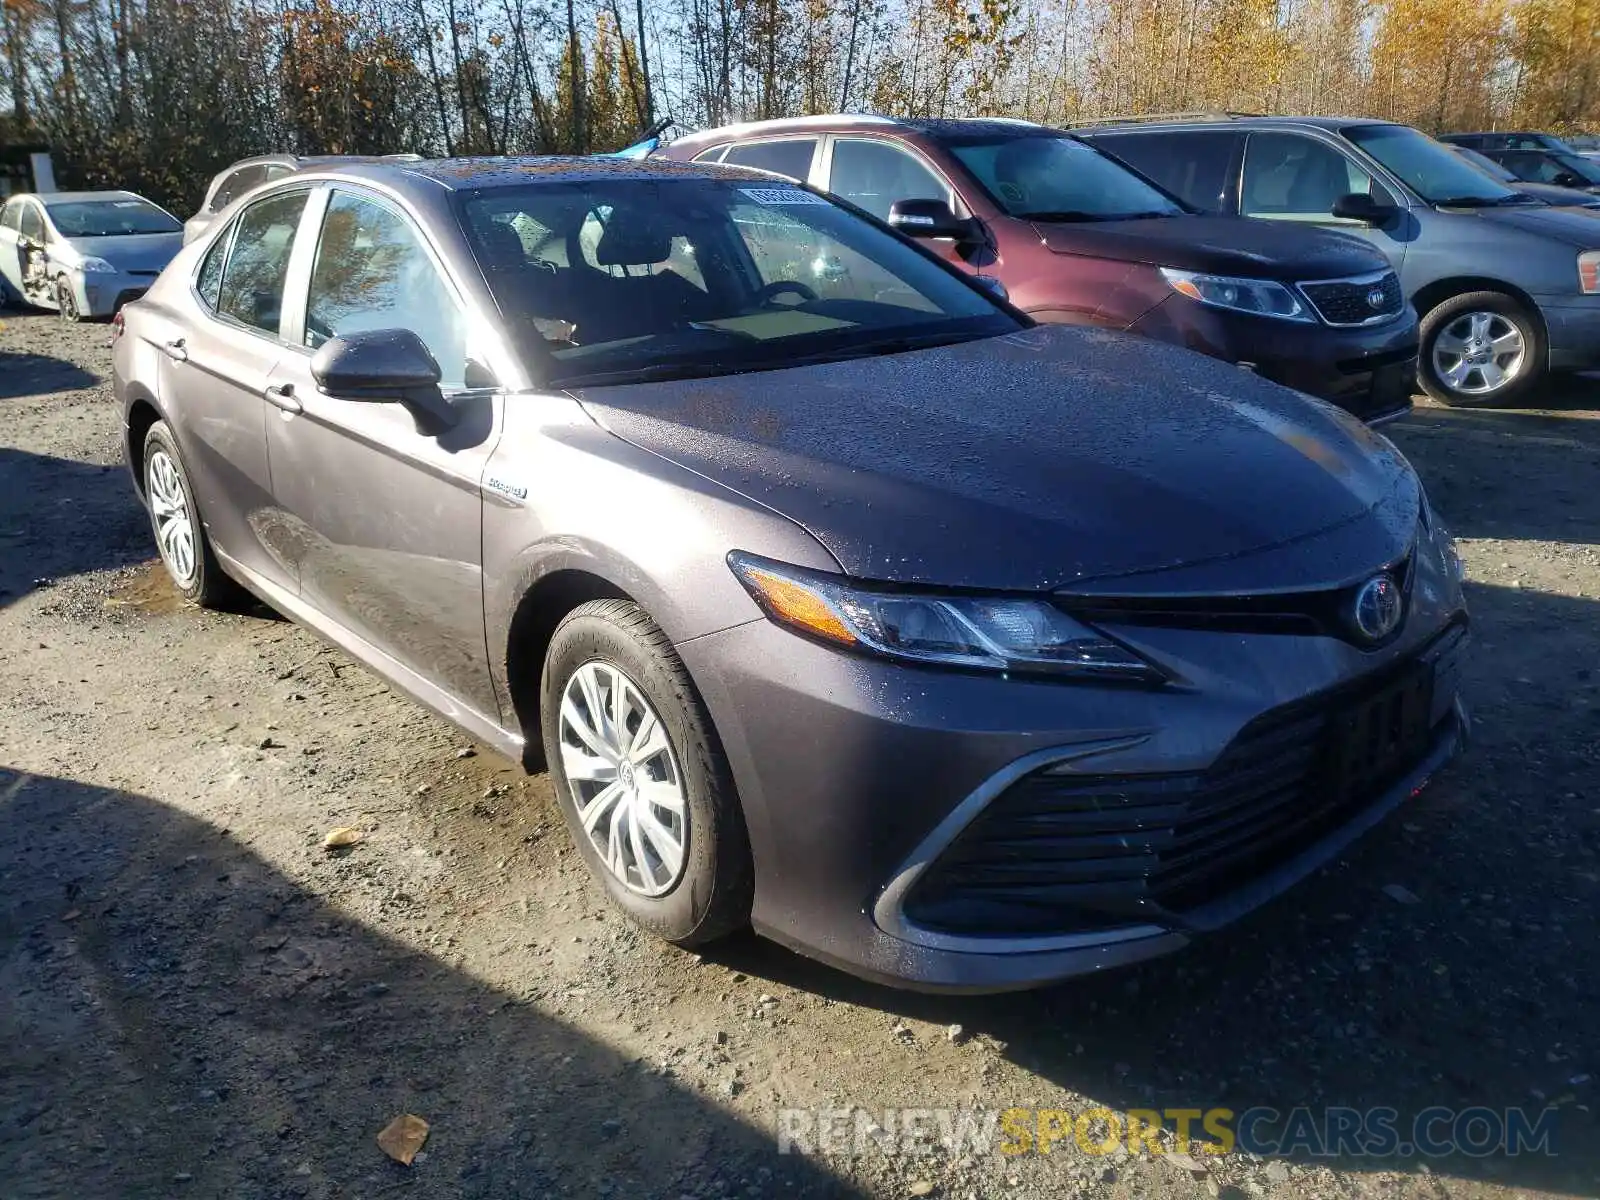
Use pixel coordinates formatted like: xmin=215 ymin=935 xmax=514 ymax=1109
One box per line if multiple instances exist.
xmin=888 ymin=198 xmax=974 ymax=241
xmin=1553 ymin=171 xmax=1585 ymax=189
xmin=310 ymin=328 xmax=457 ymax=429
xmin=1331 ymin=192 xmax=1395 ymax=225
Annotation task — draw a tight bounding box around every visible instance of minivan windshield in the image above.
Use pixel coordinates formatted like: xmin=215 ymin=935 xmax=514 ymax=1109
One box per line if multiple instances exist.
xmin=461 ymin=177 xmax=1019 ymax=387
xmin=46 ymin=198 xmax=181 ymax=237
xmin=945 ymin=134 xmax=1187 ymax=221
xmin=1344 ymin=125 xmax=1528 ymax=205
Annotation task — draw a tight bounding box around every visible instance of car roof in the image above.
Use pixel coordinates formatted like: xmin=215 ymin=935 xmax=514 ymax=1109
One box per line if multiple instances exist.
xmin=667 ymin=113 xmax=1052 ymax=148
xmin=1078 ymin=114 xmax=1393 ymax=134
xmin=26 ymin=190 xmax=151 ymax=205
xmin=307 ymin=154 xmax=777 ymax=193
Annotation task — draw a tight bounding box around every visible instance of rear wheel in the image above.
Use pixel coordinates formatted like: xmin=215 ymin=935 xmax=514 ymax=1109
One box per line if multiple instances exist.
xmin=540 ymin=599 xmax=752 ymax=946
xmin=142 ymin=421 xmax=244 ymax=609
xmin=1418 ymin=291 xmax=1544 ymax=407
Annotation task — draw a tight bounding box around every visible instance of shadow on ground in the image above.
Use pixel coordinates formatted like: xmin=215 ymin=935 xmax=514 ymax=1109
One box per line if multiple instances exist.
xmin=0 ymin=346 xmax=102 ymax=400
xmin=712 ymin=574 xmax=1600 ymax=1194
xmin=0 ymin=768 xmax=865 ymax=1199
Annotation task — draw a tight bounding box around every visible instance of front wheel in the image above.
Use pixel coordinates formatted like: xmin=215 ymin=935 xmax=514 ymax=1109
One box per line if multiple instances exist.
xmin=540 ymin=599 xmax=752 ymax=946
xmin=56 ymin=277 xmax=81 ymax=324
xmin=1418 ymin=291 xmax=1544 ymax=407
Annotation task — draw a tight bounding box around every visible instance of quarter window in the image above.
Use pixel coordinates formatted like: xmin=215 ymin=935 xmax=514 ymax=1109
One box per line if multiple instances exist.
xmin=721 ymin=139 xmax=817 ymax=181
xmin=1242 ymin=132 xmax=1388 ymax=219
xmin=196 ymin=228 xmax=230 ymax=310
xmin=828 ymin=139 xmax=950 ymax=221
xmin=305 ymin=191 xmax=468 ymax=387
xmin=0 ymin=200 xmax=19 ymax=231
xmin=216 ymin=190 xmax=308 ymax=335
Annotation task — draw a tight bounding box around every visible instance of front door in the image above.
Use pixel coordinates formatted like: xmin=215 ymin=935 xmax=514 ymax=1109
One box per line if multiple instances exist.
xmin=262 ymin=186 xmax=502 ymax=720
xmin=1239 ymin=131 xmax=1410 ymax=276
xmin=158 ymin=189 xmax=312 ymax=594
xmin=823 ymin=137 xmax=986 ymax=278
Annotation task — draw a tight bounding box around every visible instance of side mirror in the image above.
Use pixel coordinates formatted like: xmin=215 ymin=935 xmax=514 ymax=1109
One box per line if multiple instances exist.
xmin=888 ymin=198 xmax=975 ymax=241
xmin=972 ymin=275 xmax=1009 ymax=302
xmin=1331 ymin=192 xmax=1394 ymax=225
xmin=311 ymin=328 xmax=456 ymax=429
xmin=1553 ymin=171 xmax=1585 ymax=189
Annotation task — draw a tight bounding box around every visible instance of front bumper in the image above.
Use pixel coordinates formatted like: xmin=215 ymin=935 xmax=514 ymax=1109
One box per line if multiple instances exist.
xmin=679 ymin=557 xmax=1467 ymax=992
xmin=70 ymin=270 xmax=159 ymax=317
xmin=1128 ymin=296 xmax=1419 ymax=424
xmin=1536 ymin=292 xmax=1600 ymax=371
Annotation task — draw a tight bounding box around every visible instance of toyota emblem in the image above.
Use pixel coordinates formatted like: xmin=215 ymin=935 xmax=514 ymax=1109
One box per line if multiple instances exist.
xmin=1350 ymin=574 xmax=1403 ymax=642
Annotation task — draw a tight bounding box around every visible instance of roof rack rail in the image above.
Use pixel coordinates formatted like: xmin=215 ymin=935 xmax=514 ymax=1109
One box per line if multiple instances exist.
xmin=1062 ymin=110 xmax=1263 ymax=129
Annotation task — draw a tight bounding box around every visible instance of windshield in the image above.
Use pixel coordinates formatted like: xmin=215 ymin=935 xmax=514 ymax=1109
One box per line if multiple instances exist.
xmin=1345 ymin=125 xmax=1523 ymax=205
xmin=945 ymin=134 xmax=1186 ymax=220
xmin=46 ymin=198 xmax=180 ymax=237
xmin=460 ymin=178 xmax=1019 ymax=387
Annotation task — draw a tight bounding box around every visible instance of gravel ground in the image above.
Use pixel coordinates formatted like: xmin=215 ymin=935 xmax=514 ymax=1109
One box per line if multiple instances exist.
xmin=2 ymin=310 xmax=1597 ymax=1200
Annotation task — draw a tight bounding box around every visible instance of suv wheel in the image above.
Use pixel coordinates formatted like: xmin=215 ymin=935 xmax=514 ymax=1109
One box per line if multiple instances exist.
xmin=143 ymin=421 xmax=244 ymax=608
xmin=1419 ymin=291 xmax=1544 ymax=407
xmin=540 ymin=599 xmax=752 ymax=946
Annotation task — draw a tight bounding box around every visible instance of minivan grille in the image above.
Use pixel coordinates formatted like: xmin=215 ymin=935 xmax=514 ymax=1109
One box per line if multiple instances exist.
xmin=901 ymin=625 xmax=1465 ymax=938
xmin=1299 ymin=272 xmax=1405 ymax=326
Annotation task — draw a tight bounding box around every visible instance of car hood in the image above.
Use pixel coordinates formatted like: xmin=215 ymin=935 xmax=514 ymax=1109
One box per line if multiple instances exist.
xmin=1469 ymin=202 xmax=1600 ymax=242
xmin=61 ymin=232 xmax=184 ymax=272
xmin=573 ymin=325 xmax=1419 ymax=593
xmin=1032 ymin=214 xmax=1389 ymax=281
xmin=1511 ymin=182 xmax=1600 ymax=208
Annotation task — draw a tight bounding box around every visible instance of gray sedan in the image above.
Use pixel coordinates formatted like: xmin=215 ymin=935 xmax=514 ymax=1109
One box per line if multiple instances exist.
xmin=0 ymin=190 xmax=183 ymax=320
xmin=113 ymin=156 xmax=1469 ymax=991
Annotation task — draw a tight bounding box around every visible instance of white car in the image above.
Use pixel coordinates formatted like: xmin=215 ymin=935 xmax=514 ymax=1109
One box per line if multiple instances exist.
xmin=0 ymin=190 xmax=183 ymax=321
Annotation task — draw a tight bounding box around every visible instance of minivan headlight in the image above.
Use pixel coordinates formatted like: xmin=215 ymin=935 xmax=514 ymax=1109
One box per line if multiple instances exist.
xmin=1159 ymin=267 xmax=1314 ymax=323
xmin=1580 ymin=250 xmax=1599 ymax=294
xmin=728 ymin=552 xmax=1162 ymax=680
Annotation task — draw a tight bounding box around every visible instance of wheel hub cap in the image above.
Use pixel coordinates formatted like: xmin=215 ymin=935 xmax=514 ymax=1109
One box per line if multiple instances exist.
xmin=146 ymin=450 xmax=197 ymax=587
xmin=557 ymin=661 xmax=688 ymax=897
xmin=1432 ymin=310 xmax=1525 ymax=395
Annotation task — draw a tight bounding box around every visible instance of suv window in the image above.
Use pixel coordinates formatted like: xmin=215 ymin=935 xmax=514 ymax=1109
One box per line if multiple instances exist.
xmin=1093 ymin=131 xmax=1241 ymax=213
xmin=18 ymin=201 xmax=44 ymax=241
xmin=1242 ymin=132 xmax=1385 ymax=219
xmin=216 ymin=190 xmax=308 ymax=335
xmin=305 ymin=190 xmax=468 ymax=386
xmin=721 ymin=139 xmax=816 ymax=181
xmin=213 ymin=165 xmax=267 ymax=212
xmin=828 ymin=139 xmax=950 ymax=221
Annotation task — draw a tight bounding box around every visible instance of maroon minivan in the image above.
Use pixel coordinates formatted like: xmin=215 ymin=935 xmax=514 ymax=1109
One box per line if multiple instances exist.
xmin=658 ymin=116 xmax=1420 ymax=423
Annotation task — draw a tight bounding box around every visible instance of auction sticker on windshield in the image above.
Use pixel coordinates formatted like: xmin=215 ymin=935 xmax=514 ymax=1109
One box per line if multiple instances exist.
xmin=740 ymin=188 xmax=829 ymax=205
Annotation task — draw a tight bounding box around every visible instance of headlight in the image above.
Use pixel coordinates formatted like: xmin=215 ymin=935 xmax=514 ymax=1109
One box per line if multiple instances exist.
xmin=1159 ymin=267 xmax=1314 ymax=323
xmin=728 ymin=552 xmax=1162 ymax=681
xmin=77 ymin=256 xmax=117 ymax=274
xmin=1580 ymin=250 xmax=1599 ymax=294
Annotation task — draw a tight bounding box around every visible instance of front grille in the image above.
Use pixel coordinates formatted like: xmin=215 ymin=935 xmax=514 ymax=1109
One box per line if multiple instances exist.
xmin=1299 ymin=272 xmax=1405 ymax=326
xmin=902 ymin=625 xmax=1465 ymax=938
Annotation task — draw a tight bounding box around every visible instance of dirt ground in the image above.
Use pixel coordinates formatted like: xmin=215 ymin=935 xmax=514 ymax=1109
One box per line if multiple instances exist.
xmin=1 ymin=308 xmax=1597 ymax=1200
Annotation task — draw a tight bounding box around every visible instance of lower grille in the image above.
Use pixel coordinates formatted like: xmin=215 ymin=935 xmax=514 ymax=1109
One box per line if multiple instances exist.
xmin=902 ymin=626 xmax=1465 ymax=938
xmin=1300 ymin=272 xmax=1405 ymax=326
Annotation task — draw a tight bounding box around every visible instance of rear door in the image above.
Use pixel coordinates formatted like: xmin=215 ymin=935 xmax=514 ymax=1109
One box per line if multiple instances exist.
xmin=0 ymin=199 xmax=23 ymax=296
xmin=261 ymin=185 xmax=502 ymax=718
xmin=1238 ymin=130 xmax=1410 ymax=274
xmin=159 ymin=189 xmax=312 ymax=594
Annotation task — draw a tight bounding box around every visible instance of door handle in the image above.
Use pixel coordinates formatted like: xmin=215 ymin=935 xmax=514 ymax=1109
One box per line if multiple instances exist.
xmin=263 ymin=382 xmax=302 ymax=414
xmin=163 ymin=338 xmax=188 ymax=362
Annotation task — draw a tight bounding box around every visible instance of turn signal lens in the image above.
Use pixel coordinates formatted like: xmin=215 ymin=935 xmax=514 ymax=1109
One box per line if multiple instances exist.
xmin=1580 ymin=251 xmax=1600 ymax=294
xmin=728 ymin=559 xmax=859 ymax=647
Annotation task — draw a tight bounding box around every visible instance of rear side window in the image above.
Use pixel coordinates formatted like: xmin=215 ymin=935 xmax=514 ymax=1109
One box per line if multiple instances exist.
xmin=692 ymin=147 xmax=728 ymax=164
xmin=305 ymin=190 xmax=468 ymax=386
xmin=1095 ymin=131 xmax=1241 ymax=213
xmin=721 ymin=139 xmax=817 ymax=181
xmin=217 ymin=190 xmax=308 ymax=335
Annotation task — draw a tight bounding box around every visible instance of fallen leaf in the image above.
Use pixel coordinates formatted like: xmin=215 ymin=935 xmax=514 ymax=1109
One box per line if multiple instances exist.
xmin=908 ymin=1183 xmax=935 ymax=1197
xmin=377 ymin=1113 xmax=429 ymax=1165
xmin=1165 ymin=1150 xmax=1210 ymax=1176
xmin=322 ymin=827 xmax=364 ymax=850
xmin=62 ymin=909 xmax=81 ymax=921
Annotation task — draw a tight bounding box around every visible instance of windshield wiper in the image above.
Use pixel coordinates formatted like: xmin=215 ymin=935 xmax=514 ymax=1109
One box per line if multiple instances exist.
xmin=555 ymin=361 xmax=731 ymax=389
xmin=1432 ymin=194 xmax=1528 ymax=207
xmin=1014 ymin=210 xmax=1110 ymax=222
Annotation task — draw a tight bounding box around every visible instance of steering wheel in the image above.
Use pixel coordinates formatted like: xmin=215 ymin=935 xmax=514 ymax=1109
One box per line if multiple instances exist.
xmin=754 ymin=280 xmax=818 ymax=308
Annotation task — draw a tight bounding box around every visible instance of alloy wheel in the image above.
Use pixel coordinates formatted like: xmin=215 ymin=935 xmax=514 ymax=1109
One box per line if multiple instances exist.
xmin=57 ymin=280 xmax=78 ymax=323
xmin=146 ymin=449 xmax=197 ymax=587
xmin=558 ymin=661 xmax=688 ymax=897
xmin=1431 ymin=310 xmax=1525 ymax=396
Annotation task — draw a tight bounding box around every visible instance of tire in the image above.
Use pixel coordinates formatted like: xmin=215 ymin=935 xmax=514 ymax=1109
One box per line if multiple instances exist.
xmin=56 ymin=277 xmax=81 ymax=324
xmin=142 ymin=421 xmax=244 ymax=609
xmin=1418 ymin=290 xmax=1544 ymax=407
xmin=540 ymin=598 xmax=752 ymax=946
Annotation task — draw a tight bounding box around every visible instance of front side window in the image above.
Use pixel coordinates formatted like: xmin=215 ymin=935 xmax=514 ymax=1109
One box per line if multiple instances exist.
xmin=1092 ymin=131 xmax=1241 ymax=213
xmin=45 ymin=197 xmax=180 ymax=237
xmin=305 ymin=191 xmax=469 ymax=386
xmin=947 ymin=134 xmax=1185 ymax=220
xmin=828 ymin=139 xmax=950 ymax=221
xmin=217 ymin=190 xmax=308 ymax=335
xmin=18 ymin=202 xmax=44 ymax=241
xmin=720 ymin=139 xmax=817 ymax=181
xmin=1344 ymin=124 xmax=1523 ymax=205
xmin=1242 ymin=132 xmax=1385 ymax=219
xmin=460 ymin=178 xmax=1016 ymax=387
xmin=1504 ymin=151 xmax=1600 ymax=186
